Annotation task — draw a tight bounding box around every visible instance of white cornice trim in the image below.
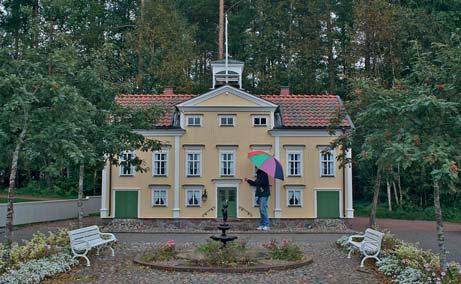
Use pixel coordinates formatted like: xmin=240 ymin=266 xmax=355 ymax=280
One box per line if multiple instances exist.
xmin=177 ymin=85 xmax=278 ymax=108
xmin=269 ymin=129 xmax=338 ymax=137
xmin=133 ymin=129 xmax=185 ymax=136
xmin=178 ymin=106 xmax=277 ymax=112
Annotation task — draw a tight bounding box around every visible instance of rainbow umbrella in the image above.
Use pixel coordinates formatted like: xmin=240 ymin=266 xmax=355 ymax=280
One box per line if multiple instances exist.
xmin=247 ymin=150 xmax=284 ymax=180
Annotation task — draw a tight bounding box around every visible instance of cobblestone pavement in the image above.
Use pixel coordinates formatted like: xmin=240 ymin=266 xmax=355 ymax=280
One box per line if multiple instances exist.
xmin=46 ymin=239 xmax=380 ymax=284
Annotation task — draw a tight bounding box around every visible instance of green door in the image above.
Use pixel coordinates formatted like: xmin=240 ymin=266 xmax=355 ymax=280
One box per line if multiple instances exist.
xmin=115 ymin=191 xmax=138 ymax=218
xmin=217 ymin=188 xmax=237 ymax=218
xmin=317 ymin=191 xmax=340 ymax=218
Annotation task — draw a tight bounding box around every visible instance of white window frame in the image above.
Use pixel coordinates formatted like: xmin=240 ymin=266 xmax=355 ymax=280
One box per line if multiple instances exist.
xmin=152 ymin=149 xmax=168 ymax=177
xmin=252 ymin=115 xmax=269 ymax=127
xmin=151 ymin=187 xmax=168 ymax=207
xmin=286 ymin=150 xmax=303 ymax=177
xmin=185 ymin=149 xmax=202 ymax=177
xmin=320 ymin=148 xmax=336 ymax=177
xmin=119 ymin=150 xmax=135 ymax=176
xmin=286 ymin=186 xmax=303 ymax=207
xmin=185 ymin=187 xmax=202 ymax=207
xmin=186 ymin=115 xmax=202 ymax=126
xmin=218 ymin=115 xmax=236 ymax=127
xmin=219 ymin=149 xmax=236 ymax=177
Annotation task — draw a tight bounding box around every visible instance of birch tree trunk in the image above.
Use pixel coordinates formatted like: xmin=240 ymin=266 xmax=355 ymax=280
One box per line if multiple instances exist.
xmin=386 ymin=179 xmax=392 ymax=211
xmin=77 ymin=164 xmax=84 ymax=228
xmin=3 ymin=123 xmax=27 ymax=262
xmin=397 ymin=164 xmax=403 ymax=204
xmin=369 ymin=170 xmax=381 ymax=228
xmin=392 ymin=181 xmax=399 ymax=206
xmin=433 ymin=182 xmax=447 ymax=270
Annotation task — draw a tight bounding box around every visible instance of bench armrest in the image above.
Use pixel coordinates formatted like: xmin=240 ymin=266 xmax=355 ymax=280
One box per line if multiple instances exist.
xmin=348 ymin=234 xmax=365 ymax=243
xmin=100 ymin=232 xmax=116 ymax=241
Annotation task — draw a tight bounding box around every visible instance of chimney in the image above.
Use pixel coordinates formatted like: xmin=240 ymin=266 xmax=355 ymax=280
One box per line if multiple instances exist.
xmin=163 ymin=86 xmax=174 ymax=95
xmin=280 ymin=86 xmax=290 ymax=96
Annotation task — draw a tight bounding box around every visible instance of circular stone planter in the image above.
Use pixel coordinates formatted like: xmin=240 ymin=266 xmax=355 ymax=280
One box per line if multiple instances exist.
xmin=133 ymin=255 xmax=313 ymax=273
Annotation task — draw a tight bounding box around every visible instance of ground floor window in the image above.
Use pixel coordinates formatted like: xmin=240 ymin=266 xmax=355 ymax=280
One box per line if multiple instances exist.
xmin=286 ymin=186 xmax=303 ymax=207
xmin=152 ymin=188 xmax=167 ymax=207
xmin=186 ymin=189 xmax=201 ymax=207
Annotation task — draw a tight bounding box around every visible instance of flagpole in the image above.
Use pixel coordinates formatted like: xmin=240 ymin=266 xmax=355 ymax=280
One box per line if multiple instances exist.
xmin=225 ymin=13 xmax=228 ymax=84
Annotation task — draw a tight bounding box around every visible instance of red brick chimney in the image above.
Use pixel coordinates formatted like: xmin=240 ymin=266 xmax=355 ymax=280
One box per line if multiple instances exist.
xmin=280 ymin=86 xmax=290 ymax=96
xmin=163 ymin=86 xmax=174 ymax=95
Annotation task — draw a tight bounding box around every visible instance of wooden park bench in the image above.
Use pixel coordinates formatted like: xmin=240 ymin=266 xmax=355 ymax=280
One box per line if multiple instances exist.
xmin=347 ymin=228 xmax=384 ymax=268
xmin=68 ymin=225 xmax=117 ymax=266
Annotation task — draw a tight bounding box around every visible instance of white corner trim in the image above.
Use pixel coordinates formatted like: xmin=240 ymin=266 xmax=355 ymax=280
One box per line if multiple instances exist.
xmin=346 ymin=148 xmax=354 ymax=218
xmin=173 ymin=135 xmax=180 ymax=218
xmin=274 ymin=135 xmax=281 ymax=217
xmin=100 ymin=163 xmax=109 ymax=218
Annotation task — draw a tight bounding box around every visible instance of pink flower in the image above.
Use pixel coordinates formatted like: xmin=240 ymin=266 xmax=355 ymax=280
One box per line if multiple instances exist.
xmin=166 ymin=240 xmax=175 ymax=248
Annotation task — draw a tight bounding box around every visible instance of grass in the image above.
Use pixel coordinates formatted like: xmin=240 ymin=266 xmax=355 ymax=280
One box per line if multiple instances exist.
xmin=354 ymin=200 xmax=461 ymax=223
xmin=0 ymin=197 xmax=41 ymax=203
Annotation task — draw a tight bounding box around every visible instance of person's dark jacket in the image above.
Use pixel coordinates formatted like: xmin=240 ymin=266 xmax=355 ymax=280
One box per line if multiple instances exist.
xmin=247 ymin=169 xmax=270 ymax=197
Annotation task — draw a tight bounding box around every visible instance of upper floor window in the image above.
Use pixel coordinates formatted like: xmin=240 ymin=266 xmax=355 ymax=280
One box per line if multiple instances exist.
xmin=220 ymin=150 xmax=235 ymax=176
xmin=287 ymin=151 xmax=302 ymax=177
xmin=186 ymin=150 xmax=201 ymax=177
xmin=152 ymin=149 xmax=168 ymax=176
xmin=119 ymin=151 xmax=135 ymax=176
xmin=151 ymin=187 xmax=168 ymax=207
xmin=219 ymin=115 xmax=235 ymax=127
xmin=187 ymin=115 xmax=202 ymax=126
xmin=320 ymin=148 xmax=335 ymax=176
xmin=253 ymin=116 xmax=268 ymax=127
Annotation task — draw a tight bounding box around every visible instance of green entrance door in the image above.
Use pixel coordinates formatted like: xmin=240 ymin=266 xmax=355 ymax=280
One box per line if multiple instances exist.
xmin=115 ymin=191 xmax=138 ymax=218
xmin=316 ymin=191 xmax=340 ymax=218
xmin=217 ymin=187 xmax=237 ymax=218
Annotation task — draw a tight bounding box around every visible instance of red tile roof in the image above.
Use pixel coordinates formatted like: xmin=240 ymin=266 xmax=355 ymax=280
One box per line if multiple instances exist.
xmin=259 ymin=94 xmax=351 ymax=128
xmin=116 ymin=94 xmax=196 ymax=127
xmin=116 ymin=93 xmax=351 ymax=128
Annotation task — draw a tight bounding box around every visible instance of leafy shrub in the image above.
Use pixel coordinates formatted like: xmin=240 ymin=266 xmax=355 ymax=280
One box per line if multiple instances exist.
xmin=394 ymin=267 xmax=425 ymax=284
xmin=141 ymin=240 xmax=177 ymax=262
xmin=0 ymin=252 xmax=77 ymax=284
xmin=195 ymin=240 xmax=255 ymax=266
xmin=263 ymin=239 xmax=303 ymax=261
xmin=0 ymin=229 xmax=69 ymax=273
xmin=377 ymin=256 xmax=403 ymax=277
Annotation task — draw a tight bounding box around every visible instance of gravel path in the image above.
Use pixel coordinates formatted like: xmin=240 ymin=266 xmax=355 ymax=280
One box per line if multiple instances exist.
xmin=45 ymin=241 xmax=379 ymax=284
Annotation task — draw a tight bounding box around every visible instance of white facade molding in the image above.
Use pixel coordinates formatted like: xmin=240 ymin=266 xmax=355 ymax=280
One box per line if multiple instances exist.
xmin=173 ymin=135 xmax=180 ymax=218
xmin=100 ymin=162 xmax=109 ymax=218
xmin=269 ymin=129 xmax=338 ymax=137
xmin=346 ymin=148 xmax=354 ymax=218
xmin=274 ymin=135 xmax=282 ymax=218
xmin=133 ymin=129 xmax=185 ymax=137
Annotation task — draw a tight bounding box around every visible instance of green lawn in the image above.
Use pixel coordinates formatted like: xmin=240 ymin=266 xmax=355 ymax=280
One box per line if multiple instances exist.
xmin=354 ymin=200 xmax=461 ymax=223
xmin=0 ymin=198 xmax=40 ymax=203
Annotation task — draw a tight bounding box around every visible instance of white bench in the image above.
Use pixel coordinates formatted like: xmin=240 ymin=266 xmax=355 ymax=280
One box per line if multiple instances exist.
xmin=68 ymin=225 xmax=117 ymax=266
xmin=347 ymin=228 xmax=384 ymax=267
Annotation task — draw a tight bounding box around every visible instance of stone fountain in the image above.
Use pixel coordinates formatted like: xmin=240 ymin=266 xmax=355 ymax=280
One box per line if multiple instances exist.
xmin=210 ymin=201 xmax=238 ymax=247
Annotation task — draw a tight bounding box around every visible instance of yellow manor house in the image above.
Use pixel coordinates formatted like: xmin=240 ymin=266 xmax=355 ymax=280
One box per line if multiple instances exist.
xmin=100 ymin=59 xmax=354 ymax=225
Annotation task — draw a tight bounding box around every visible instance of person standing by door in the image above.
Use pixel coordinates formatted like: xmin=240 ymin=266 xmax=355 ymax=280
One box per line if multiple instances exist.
xmin=245 ymin=169 xmax=270 ymax=230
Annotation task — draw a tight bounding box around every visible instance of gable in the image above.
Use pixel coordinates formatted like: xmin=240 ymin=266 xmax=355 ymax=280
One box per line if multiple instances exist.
xmin=177 ymin=85 xmax=277 ymax=109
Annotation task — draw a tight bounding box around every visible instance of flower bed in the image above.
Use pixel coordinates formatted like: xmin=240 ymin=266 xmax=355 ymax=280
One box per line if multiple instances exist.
xmin=0 ymin=229 xmax=78 ymax=283
xmin=135 ymin=239 xmax=312 ymax=273
xmin=336 ymin=231 xmax=461 ymax=283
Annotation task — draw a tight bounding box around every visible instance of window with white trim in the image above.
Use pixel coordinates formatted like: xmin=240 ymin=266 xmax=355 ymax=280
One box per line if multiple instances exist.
xmin=287 ymin=151 xmax=302 ymax=176
xmin=320 ymin=149 xmax=335 ymax=176
xmin=220 ymin=150 xmax=235 ymax=176
xmin=187 ymin=115 xmax=202 ymax=126
xmin=152 ymin=187 xmax=167 ymax=207
xmin=186 ymin=189 xmax=201 ymax=207
xmin=219 ymin=115 xmax=235 ymax=126
xmin=119 ymin=151 xmax=135 ymax=176
xmin=253 ymin=116 xmax=268 ymax=126
xmin=287 ymin=187 xmax=303 ymax=207
xmin=186 ymin=150 xmax=201 ymax=177
xmin=152 ymin=150 xmax=168 ymax=176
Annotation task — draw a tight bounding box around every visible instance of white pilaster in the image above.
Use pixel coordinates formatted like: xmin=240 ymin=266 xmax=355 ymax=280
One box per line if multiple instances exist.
xmin=274 ymin=135 xmax=282 ymax=218
xmin=173 ymin=135 xmax=181 ymax=218
xmin=100 ymin=162 xmax=109 ymax=218
xmin=346 ymin=148 xmax=354 ymax=218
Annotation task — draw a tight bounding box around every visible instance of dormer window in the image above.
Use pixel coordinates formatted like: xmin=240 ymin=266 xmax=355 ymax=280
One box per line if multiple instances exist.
xmin=219 ymin=115 xmax=235 ymax=127
xmin=187 ymin=115 xmax=202 ymax=127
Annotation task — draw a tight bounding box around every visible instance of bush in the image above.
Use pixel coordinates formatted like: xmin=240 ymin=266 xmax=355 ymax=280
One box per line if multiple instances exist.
xmin=0 ymin=229 xmax=69 ymax=274
xmin=377 ymin=256 xmax=403 ymax=277
xmin=0 ymin=252 xmax=77 ymax=284
xmin=263 ymin=239 xmax=303 ymax=261
xmin=395 ymin=267 xmax=425 ymax=284
xmin=195 ymin=240 xmax=255 ymax=266
xmin=141 ymin=240 xmax=177 ymax=262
